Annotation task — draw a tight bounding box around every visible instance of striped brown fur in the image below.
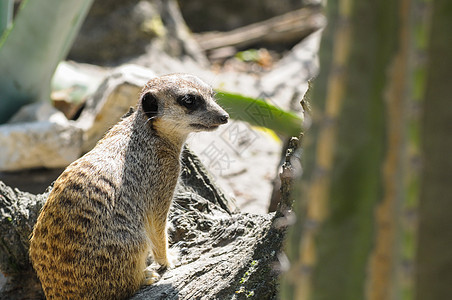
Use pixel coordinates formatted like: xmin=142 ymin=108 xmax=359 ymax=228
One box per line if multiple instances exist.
xmin=29 ymin=74 xmax=228 ymax=299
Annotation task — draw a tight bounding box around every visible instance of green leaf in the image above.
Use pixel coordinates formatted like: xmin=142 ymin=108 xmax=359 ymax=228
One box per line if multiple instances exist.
xmin=215 ymin=91 xmax=303 ymax=137
xmin=235 ymin=49 xmax=260 ymax=62
xmin=0 ymin=0 xmax=13 ymax=38
xmin=0 ymin=0 xmax=93 ymax=123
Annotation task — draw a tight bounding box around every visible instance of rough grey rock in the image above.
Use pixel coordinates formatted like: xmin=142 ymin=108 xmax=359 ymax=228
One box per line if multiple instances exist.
xmin=7 ymin=102 xmax=68 ymax=125
xmin=0 ymin=102 xmax=83 ymax=172
xmin=0 ymin=181 xmax=49 ymax=299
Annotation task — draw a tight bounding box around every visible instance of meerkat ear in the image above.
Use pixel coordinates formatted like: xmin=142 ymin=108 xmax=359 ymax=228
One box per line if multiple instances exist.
xmin=141 ymin=92 xmax=159 ymax=119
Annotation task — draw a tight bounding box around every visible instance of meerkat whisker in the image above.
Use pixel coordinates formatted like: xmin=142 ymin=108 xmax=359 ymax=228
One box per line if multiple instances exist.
xmin=144 ymin=116 xmax=156 ymax=126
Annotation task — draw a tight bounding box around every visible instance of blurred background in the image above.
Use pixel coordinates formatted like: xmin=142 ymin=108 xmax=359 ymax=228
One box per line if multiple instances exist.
xmin=0 ymin=0 xmax=451 ymax=299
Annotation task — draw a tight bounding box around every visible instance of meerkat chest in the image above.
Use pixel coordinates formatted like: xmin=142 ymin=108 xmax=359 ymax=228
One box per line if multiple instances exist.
xmin=122 ymin=149 xmax=180 ymax=197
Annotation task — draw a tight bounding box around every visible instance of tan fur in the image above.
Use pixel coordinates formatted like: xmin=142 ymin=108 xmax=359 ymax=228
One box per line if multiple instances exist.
xmin=29 ymin=74 xmax=228 ymax=299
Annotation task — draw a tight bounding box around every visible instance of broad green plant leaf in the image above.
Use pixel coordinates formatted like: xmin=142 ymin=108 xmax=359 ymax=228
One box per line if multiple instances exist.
xmin=215 ymin=91 xmax=303 ymax=137
xmin=0 ymin=0 xmax=93 ymax=123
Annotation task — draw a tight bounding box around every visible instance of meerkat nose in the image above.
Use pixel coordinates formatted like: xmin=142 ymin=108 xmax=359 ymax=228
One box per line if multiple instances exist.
xmin=218 ymin=114 xmax=229 ymax=124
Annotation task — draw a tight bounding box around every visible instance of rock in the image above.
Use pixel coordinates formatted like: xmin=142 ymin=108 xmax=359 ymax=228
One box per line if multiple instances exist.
xmin=0 ymin=102 xmax=83 ymax=172
xmin=7 ymin=101 xmax=68 ymax=125
xmin=0 ymin=120 xmax=83 ymax=172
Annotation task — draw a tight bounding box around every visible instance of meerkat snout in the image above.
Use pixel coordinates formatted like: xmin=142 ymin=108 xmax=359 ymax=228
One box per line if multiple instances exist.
xmin=207 ymin=100 xmax=229 ymax=125
xmin=194 ymin=100 xmax=229 ymax=130
xmin=218 ymin=113 xmax=229 ymax=124
xmin=187 ymin=106 xmax=229 ymax=131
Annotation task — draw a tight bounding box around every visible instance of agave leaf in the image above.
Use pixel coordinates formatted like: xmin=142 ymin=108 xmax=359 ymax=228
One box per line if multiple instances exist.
xmin=215 ymin=91 xmax=303 ymax=137
xmin=0 ymin=0 xmax=93 ymax=123
xmin=0 ymin=0 xmax=13 ymax=38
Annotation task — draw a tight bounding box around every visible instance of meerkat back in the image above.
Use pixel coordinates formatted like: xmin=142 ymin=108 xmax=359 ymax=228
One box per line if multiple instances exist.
xmin=29 ymin=115 xmax=150 ymax=299
xmin=29 ymin=74 xmax=229 ymax=299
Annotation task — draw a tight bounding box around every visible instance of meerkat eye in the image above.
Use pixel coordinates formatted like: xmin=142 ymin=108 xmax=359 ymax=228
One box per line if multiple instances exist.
xmin=177 ymin=94 xmax=201 ymax=110
xmin=183 ymin=95 xmax=194 ymax=104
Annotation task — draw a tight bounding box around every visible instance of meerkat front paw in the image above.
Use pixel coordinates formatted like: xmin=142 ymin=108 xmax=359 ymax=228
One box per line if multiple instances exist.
xmin=143 ymin=267 xmax=160 ymax=285
xmin=156 ymin=247 xmax=179 ymax=269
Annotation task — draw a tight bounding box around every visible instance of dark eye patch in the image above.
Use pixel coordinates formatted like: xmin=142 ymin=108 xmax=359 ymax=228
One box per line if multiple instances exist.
xmin=177 ymin=94 xmax=203 ymax=111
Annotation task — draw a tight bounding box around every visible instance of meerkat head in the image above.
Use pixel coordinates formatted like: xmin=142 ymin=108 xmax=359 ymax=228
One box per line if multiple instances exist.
xmin=139 ymin=74 xmax=229 ymax=140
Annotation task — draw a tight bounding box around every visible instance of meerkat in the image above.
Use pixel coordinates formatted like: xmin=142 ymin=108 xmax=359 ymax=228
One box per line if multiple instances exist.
xmin=29 ymin=74 xmax=229 ymax=300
